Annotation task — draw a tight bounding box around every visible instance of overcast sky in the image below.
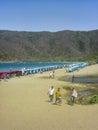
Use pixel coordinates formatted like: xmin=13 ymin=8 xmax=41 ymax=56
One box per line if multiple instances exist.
xmin=0 ymin=0 xmax=98 ymax=32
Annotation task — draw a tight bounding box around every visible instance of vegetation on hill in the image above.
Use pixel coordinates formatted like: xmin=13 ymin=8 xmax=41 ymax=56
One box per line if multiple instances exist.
xmin=0 ymin=29 xmax=98 ymax=62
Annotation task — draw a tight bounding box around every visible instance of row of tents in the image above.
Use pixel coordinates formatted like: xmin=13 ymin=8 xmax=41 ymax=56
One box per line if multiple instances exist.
xmin=67 ymin=62 xmax=88 ymax=72
xmin=0 ymin=70 xmax=22 ymax=79
xmin=0 ymin=65 xmax=63 ymax=79
xmin=21 ymin=65 xmax=63 ymax=75
xmin=0 ymin=62 xmax=88 ymax=79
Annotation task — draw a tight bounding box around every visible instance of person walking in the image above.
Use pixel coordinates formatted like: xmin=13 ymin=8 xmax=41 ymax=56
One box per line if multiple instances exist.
xmin=71 ymin=88 xmax=78 ymax=103
xmin=48 ymin=86 xmax=54 ymax=102
xmin=72 ymin=75 xmax=75 ymax=83
xmin=55 ymin=88 xmax=62 ymax=105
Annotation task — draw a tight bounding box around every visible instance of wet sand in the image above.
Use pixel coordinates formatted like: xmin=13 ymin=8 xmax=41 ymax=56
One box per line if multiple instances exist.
xmin=0 ymin=64 xmax=98 ymax=130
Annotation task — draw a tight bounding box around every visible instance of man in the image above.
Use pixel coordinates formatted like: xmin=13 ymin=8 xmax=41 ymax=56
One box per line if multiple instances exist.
xmin=55 ymin=88 xmax=62 ymax=104
xmin=49 ymin=71 xmax=53 ymax=78
xmin=48 ymin=86 xmax=54 ymax=102
xmin=71 ymin=88 xmax=78 ymax=103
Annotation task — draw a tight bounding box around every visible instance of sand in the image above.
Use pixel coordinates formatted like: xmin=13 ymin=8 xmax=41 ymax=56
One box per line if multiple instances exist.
xmin=0 ymin=64 xmax=98 ymax=130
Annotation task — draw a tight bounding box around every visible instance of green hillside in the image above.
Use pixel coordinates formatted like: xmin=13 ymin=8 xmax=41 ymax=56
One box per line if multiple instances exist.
xmin=0 ymin=30 xmax=98 ymax=62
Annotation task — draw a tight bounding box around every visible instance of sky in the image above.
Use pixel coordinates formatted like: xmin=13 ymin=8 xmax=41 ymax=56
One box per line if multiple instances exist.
xmin=0 ymin=0 xmax=98 ymax=32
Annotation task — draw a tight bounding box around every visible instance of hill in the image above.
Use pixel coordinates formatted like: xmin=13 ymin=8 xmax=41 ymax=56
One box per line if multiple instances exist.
xmin=0 ymin=29 xmax=98 ymax=61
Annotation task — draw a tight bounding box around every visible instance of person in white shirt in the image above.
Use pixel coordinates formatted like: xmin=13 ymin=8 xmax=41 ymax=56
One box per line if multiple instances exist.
xmin=48 ymin=86 xmax=54 ymax=102
xmin=49 ymin=71 xmax=53 ymax=78
xmin=71 ymin=88 xmax=78 ymax=103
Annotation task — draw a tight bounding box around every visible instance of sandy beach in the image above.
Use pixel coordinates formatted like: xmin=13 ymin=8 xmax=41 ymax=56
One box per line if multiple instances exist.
xmin=0 ymin=64 xmax=98 ymax=130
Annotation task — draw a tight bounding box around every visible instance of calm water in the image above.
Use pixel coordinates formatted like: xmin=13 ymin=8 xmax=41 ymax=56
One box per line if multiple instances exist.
xmin=67 ymin=76 xmax=98 ymax=83
xmin=0 ymin=62 xmax=68 ymax=72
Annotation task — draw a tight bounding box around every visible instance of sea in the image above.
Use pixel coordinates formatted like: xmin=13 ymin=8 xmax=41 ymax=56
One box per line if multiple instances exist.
xmin=0 ymin=62 xmax=71 ymax=72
